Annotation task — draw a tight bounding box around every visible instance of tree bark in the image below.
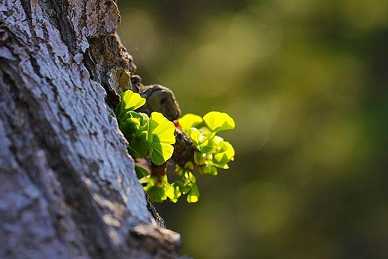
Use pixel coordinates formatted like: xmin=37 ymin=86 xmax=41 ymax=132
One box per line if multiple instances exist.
xmin=0 ymin=1 xmax=180 ymax=258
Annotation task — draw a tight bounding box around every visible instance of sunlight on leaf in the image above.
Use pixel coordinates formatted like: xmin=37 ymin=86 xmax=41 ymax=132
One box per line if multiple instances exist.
xmin=203 ymin=111 xmax=235 ymax=132
xmin=150 ymin=141 xmax=175 ymax=165
xmin=179 ymin=113 xmax=203 ymax=130
xmin=122 ymin=90 xmax=146 ymax=111
xmin=149 ymin=112 xmax=176 ymax=144
xmin=187 ymin=183 xmax=200 ymax=203
xmin=148 ymin=112 xmax=176 ymax=165
xmin=214 ymin=141 xmax=235 ymax=164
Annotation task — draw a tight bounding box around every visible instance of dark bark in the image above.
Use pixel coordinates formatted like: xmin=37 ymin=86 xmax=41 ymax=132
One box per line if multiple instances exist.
xmin=0 ymin=1 xmax=180 ymax=258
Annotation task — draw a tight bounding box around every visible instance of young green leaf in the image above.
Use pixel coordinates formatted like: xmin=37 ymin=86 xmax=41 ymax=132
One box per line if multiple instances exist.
xmin=121 ymin=90 xmax=146 ymax=111
xmin=149 ymin=141 xmax=174 ymax=166
xmin=203 ymin=111 xmax=235 ymax=132
xmin=147 ymin=186 xmax=166 ymax=203
xmin=148 ymin=112 xmax=176 ymax=165
xmin=149 ymin=112 xmax=176 ymax=144
xmin=116 ymin=88 xmax=236 ymax=204
xmin=214 ymin=140 xmax=235 ymax=163
xmin=128 ymin=132 xmax=149 ymax=158
xmin=135 ymin=164 xmax=151 ymax=178
xmin=165 ymin=183 xmax=181 ymax=203
xmin=179 ymin=113 xmax=203 ymax=130
xmin=119 ymin=111 xmax=149 ymax=139
xmin=187 ymin=183 xmax=200 ymax=203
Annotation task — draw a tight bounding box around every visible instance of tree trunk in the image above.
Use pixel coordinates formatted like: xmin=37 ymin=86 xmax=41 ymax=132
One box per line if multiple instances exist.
xmin=0 ymin=1 xmax=180 ymax=258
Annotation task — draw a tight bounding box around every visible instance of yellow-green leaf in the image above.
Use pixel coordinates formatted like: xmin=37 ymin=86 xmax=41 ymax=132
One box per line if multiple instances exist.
xmin=149 ymin=112 xmax=176 ymax=144
xmin=179 ymin=113 xmax=203 ymax=131
xmin=166 ymin=183 xmax=181 ymax=203
xmin=150 ymin=142 xmax=175 ymax=165
xmin=148 ymin=112 xmax=176 ymax=165
xmin=187 ymin=183 xmax=200 ymax=203
xmin=203 ymin=111 xmax=235 ymax=132
xmin=121 ymin=90 xmax=146 ymax=111
xmin=215 ymin=141 xmax=235 ymax=161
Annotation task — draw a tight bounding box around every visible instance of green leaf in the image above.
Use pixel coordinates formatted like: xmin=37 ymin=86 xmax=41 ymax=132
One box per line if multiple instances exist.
xmin=149 ymin=112 xmax=176 ymax=144
xmin=149 ymin=141 xmax=175 ymax=165
xmin=179 ymin=113 xmax=203 ymax=130
xmin=116 ymin=95 xmax=236 ymax=203
xmin=128 ymin=132 xmax=150 ymax=158
xmin=121 ymin=90 xmax=146 ymax=111
xmin=203 ymin=111 xmax=235 ymax=132
xmin=194 ymin=151 xmax=206 ymax=165
xmin=210 ymin=135 xmax=224 ymax=148
xmin=166 ymin=183 xmax=181 ymax=203
xmin=187 ymin=128 xmax=202 ymax=145
xmin=119 ymin=111 xmax=149 ymax=139
xmin=199 ymin=165 xmax=218 ymax=175
xmin=174 ymin=169 xmax=196 ymax=194
xmin=184 ymin=171 xmax=197 ymax=183
xmin=132 ymin=112 xmax=150 ymax=132
xmin=147 ymin=186 xmax=166 ymax=203
xmin=139 ymin=175 xmax=155 ymax=188
xmin=187 ymin=183 xmax=200 ymax=203
xmin=148 ymin=112 xmax=176 ymax=165
xmin=214 ymin=141 xmax=235 ymax=163
xmin=135 ymin=164 xmax=150 ymax=178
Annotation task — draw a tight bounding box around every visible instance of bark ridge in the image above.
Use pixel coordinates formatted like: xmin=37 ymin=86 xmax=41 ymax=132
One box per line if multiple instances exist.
xmin=0 ymin=1 xmax=180 ymax=258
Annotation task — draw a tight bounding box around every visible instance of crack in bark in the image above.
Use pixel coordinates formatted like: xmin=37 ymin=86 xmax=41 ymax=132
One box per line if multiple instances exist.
xmin=42 ymin=0 xmax=77 ymax=54
xmin=19 ymin=0 xmax=34 ymax=37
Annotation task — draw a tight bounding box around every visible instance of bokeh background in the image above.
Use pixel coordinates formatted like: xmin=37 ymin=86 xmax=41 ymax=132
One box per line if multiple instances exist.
xmin=118 ymin=1 xmax=388 ymax=258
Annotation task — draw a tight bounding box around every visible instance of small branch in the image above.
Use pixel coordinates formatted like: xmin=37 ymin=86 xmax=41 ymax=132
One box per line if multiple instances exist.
xmin=172 ymin=128 xmax=196 ymax=167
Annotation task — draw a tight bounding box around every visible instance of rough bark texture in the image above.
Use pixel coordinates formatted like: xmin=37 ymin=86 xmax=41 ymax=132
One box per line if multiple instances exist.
xmin=0 ymin=1 xmax=180 ymax=258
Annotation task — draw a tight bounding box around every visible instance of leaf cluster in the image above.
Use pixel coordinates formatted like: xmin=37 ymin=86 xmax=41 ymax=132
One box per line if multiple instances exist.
xmin=116 ymin=90 xmax=175 ymax=165
xmin=116 ymin=90 xmax=235 ymax=203
xmin=176 ymin=112 xmax=235 ymax=201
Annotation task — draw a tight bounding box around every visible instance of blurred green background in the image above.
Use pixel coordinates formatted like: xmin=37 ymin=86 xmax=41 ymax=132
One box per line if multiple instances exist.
xmin=118 ymin=1 xmax=388 ymax=258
